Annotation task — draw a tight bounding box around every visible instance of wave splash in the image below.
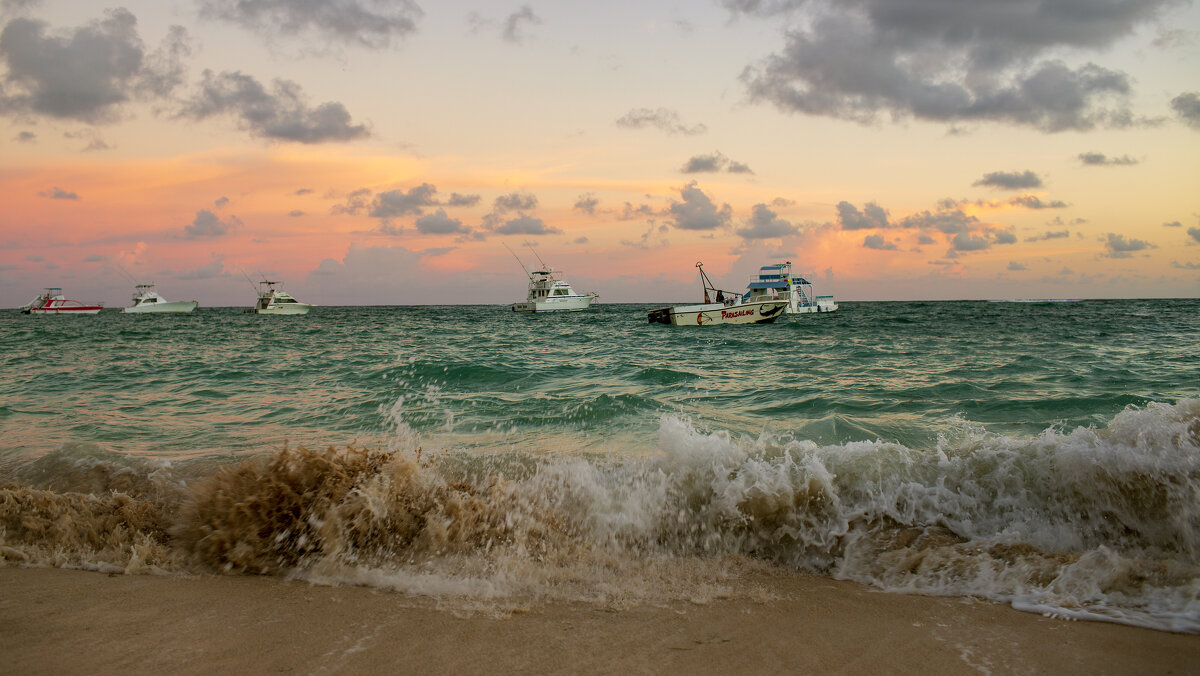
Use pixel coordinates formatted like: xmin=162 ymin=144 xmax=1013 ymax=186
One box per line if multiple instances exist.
xmin=2 ymin=399 xmax=1198 ymax=630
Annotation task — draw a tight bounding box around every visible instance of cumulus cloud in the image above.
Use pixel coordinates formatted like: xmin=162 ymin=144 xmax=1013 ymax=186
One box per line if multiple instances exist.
xmin=863 ymin=234 xmax=896 ymax=250
xmin=735 ymin=1 xmax=1165 ymax=132
xmin=615 ymin=107 xmax=707 ymax=135
xmin=1008 ymin=195 xmax=1067 ymax=209
xmin=493 ymin=192 xmax=538 ymax=213
xmin=197 ymin=0 xmax=422 ymax=49
xmin=1025 ymin=229 xmax=1070 ymax=242
xmin=369 ymin=183 xmax=438 ymax=218
xmin=38 ymin=186 xmax=78 ymax=200
xmin=1189 ymin=227 xmax=1200 ymax=243
xmin=1162 ymin=221 xmax=1181 ymax=228
xmin=1102 ymin=232 xmax=1156 ymax=258
xmin=574 ymin=193 xmax=599 ymax=215
xmin=446 ymin=193 xmax=481 ymax=207
xmin=974 ymin=170 xmax=1043 ymax=190
xmin=181 ymin=69 xmax=369 ymax=143
xmin=183 ymin=209 xmax=241 ymax=238
xmin=1008 ymin=261 xmax=1028 ymax=271
xmin=1078 ymin=152 xmax=1137 ymax=166
xmin=836 ymin=201 xmax=889 ymax=230
xmin=14 ymin=130 xmax=35 ymax=142
xmin=1171 ymin=92 xmax=1200 ymax=129
xmin=681 ymin=151 xmax=755 ymax=175
xmin=0 ymin=9 xmax=190 ymax=124
xmin=737 ymin=203 xmax=797 ymax=239
xmin=414 ymin=209 xmax=473 ymax=236
xmin=667 ymin=181 xmax=732 ymax=231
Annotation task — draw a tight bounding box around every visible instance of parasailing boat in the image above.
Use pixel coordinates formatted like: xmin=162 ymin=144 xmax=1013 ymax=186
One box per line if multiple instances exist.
xmin=742 ymin=262 xmax=838 ymax=314
xmin=648 ymin=263 xmax=787 ymax=325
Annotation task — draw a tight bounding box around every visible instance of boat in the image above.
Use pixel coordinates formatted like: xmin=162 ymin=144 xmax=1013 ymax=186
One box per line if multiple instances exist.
xmin=122 ymin=284 xmax=198 ymax=314
xmin=648 ymin=263 xmax=787 ymax=325
xmin=19 ymin=288 xmax=103 ymax=315
xmin=742 ymin=262 xmax=838 ymax=314
xmin=507 ymin=244 xmax=597 ymax=313
xmin=245 ymin=280 xmax=313 ymax=315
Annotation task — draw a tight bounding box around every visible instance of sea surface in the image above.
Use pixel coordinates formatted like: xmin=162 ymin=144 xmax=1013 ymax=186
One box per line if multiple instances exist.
xmin=2 ymin=300 xmax=1199 ymax=631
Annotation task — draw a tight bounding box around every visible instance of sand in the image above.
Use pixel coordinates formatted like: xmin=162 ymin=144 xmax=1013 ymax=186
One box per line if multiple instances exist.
xmin=1 ymin=566 xmax=1196 ymax=675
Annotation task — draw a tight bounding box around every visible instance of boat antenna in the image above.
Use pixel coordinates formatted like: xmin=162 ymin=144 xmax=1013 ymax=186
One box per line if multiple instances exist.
xmin=109 ymin=261 xmax=139 ymax=285
xmin=524 ymin=241 xmax=549 ymax=270
xmin=696 ymin=261 xmax=714 ymax=304
xmin=502 ymin=242 xmax=532 ymax=280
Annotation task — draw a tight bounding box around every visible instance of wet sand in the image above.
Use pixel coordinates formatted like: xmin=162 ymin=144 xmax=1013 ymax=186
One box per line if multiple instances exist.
xmin=2 ymin=566 xmax=1196 ymax=674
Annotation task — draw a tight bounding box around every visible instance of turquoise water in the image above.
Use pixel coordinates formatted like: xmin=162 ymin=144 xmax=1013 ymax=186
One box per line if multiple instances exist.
xmin=2 ymin=300 xmax=1199 ymax=631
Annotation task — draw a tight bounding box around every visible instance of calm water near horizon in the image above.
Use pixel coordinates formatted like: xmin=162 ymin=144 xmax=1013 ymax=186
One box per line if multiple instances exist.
xmin=2 ymin=299 xmax=1199 ymax=632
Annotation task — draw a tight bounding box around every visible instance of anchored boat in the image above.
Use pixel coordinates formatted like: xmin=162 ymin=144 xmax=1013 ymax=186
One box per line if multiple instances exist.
xmin=648 ymin=263 xmax=787 ymax=325
xmin=122 ymin=284 xmax=198 ymax=314
xmin=19 ymin=288 xmax=103 ymax=315
xmin=245 ymin=280 xmax=313 ymax=315
xmin=507 ymin=244 xmax=597 ymax=313
xmin=743 ymin=262 xmax=838 ymax=314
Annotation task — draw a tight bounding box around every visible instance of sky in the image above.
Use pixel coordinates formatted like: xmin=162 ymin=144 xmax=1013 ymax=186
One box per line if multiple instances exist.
xmin=1 ymin=0 xmax=1199 ymax=307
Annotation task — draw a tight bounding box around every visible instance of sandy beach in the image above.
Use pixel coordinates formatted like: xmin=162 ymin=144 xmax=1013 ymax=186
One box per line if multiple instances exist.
xmin=2 ymin=566 xmax=1196 ymax=675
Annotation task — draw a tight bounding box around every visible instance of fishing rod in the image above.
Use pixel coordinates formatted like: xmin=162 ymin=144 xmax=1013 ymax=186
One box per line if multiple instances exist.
xmin=524 ymin=240 xmax=549 ymax=270
xmin=502 ymin=242 xmax=532 ymax=280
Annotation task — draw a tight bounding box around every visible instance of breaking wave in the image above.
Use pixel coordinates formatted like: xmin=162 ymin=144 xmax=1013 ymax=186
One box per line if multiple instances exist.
xmin=2 ymin=399 xmax=1198 ymax=631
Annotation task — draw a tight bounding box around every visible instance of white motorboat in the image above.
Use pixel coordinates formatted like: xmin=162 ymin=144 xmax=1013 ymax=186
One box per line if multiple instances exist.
xmin=122 ymin=284 xmax=198 ymax=314
xmin=648 ymin=263 xmax=787 ymax=325
xmin=246 ymin=280 xmax=313 ymax=315
xmin=507 ymin=244 xmax=597 ymax=313
xmin=742 ymin=262 xmax=838 ymax=314
xmin=20 ymin=288 xmax=103 ymax=315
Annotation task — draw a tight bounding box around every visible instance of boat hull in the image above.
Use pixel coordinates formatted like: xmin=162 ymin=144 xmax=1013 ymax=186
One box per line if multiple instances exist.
xmin=250 ymin=304 xmax=313 ymax=315
xmin=648 ymin=301 xmax=788 ymax=325
xmin=122 ymin=301 xmax=198 ymax=314
xmin=24 ymin=307 xmax=102 ymax=315
xmin=512 ymin=295 xmax=596 ymax=313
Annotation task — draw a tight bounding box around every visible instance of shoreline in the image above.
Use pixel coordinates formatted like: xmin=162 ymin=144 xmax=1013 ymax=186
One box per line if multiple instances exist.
xmin=3 ymin=566 xmax=1196 ymax=674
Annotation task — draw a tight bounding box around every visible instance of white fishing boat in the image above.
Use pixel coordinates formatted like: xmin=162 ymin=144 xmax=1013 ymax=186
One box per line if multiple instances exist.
xmin=742 ymin=262 xmax=838 ymax=314
xmin=648 ymin=263 xmax=787 ymax=325
xmin=122 ymin=284 xmax=198 ymax=314
xmin=19 ymin=288 xmax=103 ymax=315
xmin=507 ymin=244 xmax=597 ymax=313
xmin=246 ymin=280 xmax=313 ymax=315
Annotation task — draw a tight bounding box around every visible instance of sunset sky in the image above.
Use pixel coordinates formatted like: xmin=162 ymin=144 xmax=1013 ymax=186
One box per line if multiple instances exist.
xmin=2 ymin=0 xmax=1199 ymax=307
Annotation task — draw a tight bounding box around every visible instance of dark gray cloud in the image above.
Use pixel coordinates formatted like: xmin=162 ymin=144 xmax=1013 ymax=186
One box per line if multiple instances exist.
xmin=974 ymin=170 xmax=1043 ymax=190
xmin=617 ymin=202 xmax=656 ymax=221
xmin=446 ymin=192 xmax=481 ymax=207
xmin=574 ymin=193 xmax=599 ymax=214
xmin=183 ymin=209 xmax=241 ymax=238
xmin=993 ymin=230 xmax=1017 ymax=245
xmin=736 ymin=0 xmax=1167 ymax=131
xmin=1078 ymin=151 xmax=1137 ymax=166
xmin=1162 ymin=221 xmax=1181 ymax=227
xmin=897 ymin=207 xmax=979 ymax=234
xmin=668 ymin=181 xmax=732 ymax=231
xmin=681 ymin=151 xmax=755 ymax=175
xmin=197 ymin=0 xmax=422 ymax=49
xmin=616 ymin=107 xmax=707 ymax=135
xmin=836 ymin=201 xmax=889 ymax=230
xmin=1172 ymin=261 xmax=1200 ymax=269
xmin=82 ymin=254 xmax=104 ymax=263
xmin=369 ymin=183 xmax=438 ymax=218
xmin=287 ymin=210 xmax=304 ymax=217
xmin=182 ymin=70 xmax=369 ymax=144
xmin=214 ymin=196 xmax=229 ymax=207
xmin=1008 ymin=261 xmax=1028 ymax=271
xmin=1008 ymin=195 xmax=1067 ymax=209
xmin=1102 ymin=232 xmax=1156 ymax=257
xmin=0 ymin=9 xmax=190 ymax=124
xmin=1025 ymin=228 xmax=1070 ymax=242
xmin=494 ymin=215 xmax=560 ymax=235
xmin=1171 ymin=92 xmax=1200 ymax=129
xmin=1189 ymin=227 xmax=1200 ymax=243
xmin=863 ymin=234 xmax=897 ymax=250
xmin=737 ymin=203 xmax=797 ymax=239
xmin=294 ymin=188 xmax=314 ymax=195
xmin=14 ymin=130 xmax=35 ymax=142
xmin=493 ymin=192 xmax=538 ymax=213
xmin=951 ymin=232 xmax=991 ymax=252
xmin=502 ymin=5 xmax=541 ymax=44
xmin=38 ymin=186 xmax=77 ymax=200
xmin=414 ymin=209 xmax=472 ymax=235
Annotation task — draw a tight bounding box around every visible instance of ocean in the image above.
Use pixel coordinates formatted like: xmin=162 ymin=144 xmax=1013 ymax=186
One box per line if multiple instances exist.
xmin=2 ymin=300 xmax=1198 ymax=632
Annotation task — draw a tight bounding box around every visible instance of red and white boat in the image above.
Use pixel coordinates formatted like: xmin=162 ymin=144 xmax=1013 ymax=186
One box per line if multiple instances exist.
xmin=20 ymin=288 xmax=104 ymax=315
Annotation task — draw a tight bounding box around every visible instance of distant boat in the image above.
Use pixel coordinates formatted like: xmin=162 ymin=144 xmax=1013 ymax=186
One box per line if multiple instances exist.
xmin=648 ymin=263 xmax=787 ymax=325
xmin=743 ymin=262 xmax=838 ymax=314
xmin=19 ymin=288 xmax=103 ymax=315
xmin=122 ymin=284 xmax=198 ymax=314
xmin=245 ymin=280 xmax=313 ymax=315
xmin=507 ymin=243 xmax=597 ymax=313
